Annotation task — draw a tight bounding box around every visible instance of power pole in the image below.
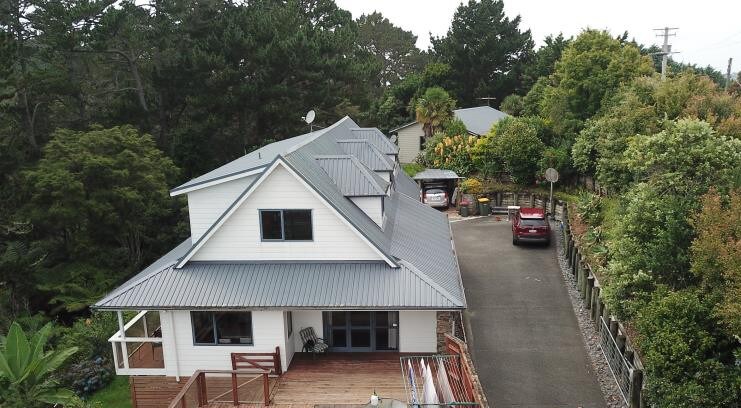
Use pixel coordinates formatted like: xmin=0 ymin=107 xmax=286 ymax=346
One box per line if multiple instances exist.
xmin=726 ymin=57 xmax=733 ymax=91
xmin=654 ymin=27 xmax=679 ymax=80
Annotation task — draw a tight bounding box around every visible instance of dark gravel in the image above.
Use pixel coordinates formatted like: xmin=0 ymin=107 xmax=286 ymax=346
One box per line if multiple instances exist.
xmin=553 ymin=221 xmax=627 ymax=408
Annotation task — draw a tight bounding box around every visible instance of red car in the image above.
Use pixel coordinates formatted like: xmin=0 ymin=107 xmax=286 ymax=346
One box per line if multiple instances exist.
xmin=512 ymin=207 xmax=551 ymax=245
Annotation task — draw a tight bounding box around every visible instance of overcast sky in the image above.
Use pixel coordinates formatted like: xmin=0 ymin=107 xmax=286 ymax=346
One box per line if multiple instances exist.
xmin=336 ymin=0 xmax=740 ymax=73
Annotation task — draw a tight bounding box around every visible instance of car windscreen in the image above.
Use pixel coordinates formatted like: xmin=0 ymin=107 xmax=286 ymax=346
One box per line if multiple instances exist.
xmin=425 ymin=189 xmax=445 ymax=194
xmin=520 ymin=218 xmax=547 ymax=226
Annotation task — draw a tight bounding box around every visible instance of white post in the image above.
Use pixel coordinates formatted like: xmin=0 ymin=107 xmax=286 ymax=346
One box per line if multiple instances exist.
xmin=549 ymin=181 xmax=554 ymax=219
xmin=117 ymin=311 xmax=129 ymax=370
xmin=143 ymin=313 xmax=148 ymax=338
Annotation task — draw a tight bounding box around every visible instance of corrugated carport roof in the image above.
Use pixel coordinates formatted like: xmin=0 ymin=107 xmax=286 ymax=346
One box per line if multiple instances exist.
xmin=413 ymin=169 xmax=462 ymax=180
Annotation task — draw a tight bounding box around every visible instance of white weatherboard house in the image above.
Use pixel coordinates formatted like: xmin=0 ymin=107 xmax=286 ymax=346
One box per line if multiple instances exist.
xmin=392 ymin=106 xmax=508 ymax=163
xmin=94 ymin=117 xmax=466 ymax=393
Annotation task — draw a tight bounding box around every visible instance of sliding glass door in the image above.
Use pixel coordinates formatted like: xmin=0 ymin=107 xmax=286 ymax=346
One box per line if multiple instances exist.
xmin=323 ymin=311 xmax=399 ymax=352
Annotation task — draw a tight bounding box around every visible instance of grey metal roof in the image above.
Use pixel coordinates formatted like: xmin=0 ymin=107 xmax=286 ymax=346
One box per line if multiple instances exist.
xmin=393 ymin=165 xmax=421 ymax=199
xmin=171 ymin=132 xmax=318 ymax=193
xmin=315 ymin=155 xmax=389 ymax=196
xmin=336 ymin=140 xmax=394 ymax=172
xmin=413 ymin=169 xmax=462 ymax=180
xmin=453 ymin=106 xmax=508 ymax=136
xmin=95 ymin=116 xmax=465 ymax=311
xmin=95 ymin=261 xmax=460 ymax=310
xmin=348 ymin=128 xmax=399 ymax=154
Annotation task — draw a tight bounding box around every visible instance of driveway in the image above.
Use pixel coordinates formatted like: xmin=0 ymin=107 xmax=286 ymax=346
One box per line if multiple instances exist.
xmin=452 ymin=217 xmax=605 ymax=408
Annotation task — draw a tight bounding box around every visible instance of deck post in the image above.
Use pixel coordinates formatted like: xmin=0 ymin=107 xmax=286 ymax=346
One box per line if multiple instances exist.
xmin=274 ymin=346 xmax=282 ymax=375
xmin=199 ymin=372 xmax=208 ymax=407
xmin=117 ymin=311 xmax=129 ymax=370
xmin=263 ymin=372 xmax=270 ymax=406
xmin=231 ymin=362 xmax=238 ymax=405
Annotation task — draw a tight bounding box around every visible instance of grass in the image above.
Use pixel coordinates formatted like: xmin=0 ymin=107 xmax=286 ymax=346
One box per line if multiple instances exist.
xmin=402 ymin=163 xmax=425 ymax=177
xmin=88 ymin=376 xmax=132 ymax=408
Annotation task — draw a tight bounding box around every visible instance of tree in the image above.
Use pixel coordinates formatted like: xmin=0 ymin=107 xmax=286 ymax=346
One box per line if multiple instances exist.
xmin=534 ymin=29 xmax=654 ymax=139
xmin=431 ymin=0 xmax=534 ymax=106
xmin=356 ymin=12 xmax=426 ymax=88
xmin=522 ymin=33 xmax=570 ymax=89
xmin=635 ymin=289 xmax=740 ymax=408
xmin=415 ymin=87 xmax=455 ymax=138
xmin=0 ymin=322 xmax=78 ymax=407
xmin=499 ymin=94 xmax=524 ymax=116
xmin=690 ymin=189 xmax=741 ymax=337
xmin=473 ymin=117 xmax=544 ymax=183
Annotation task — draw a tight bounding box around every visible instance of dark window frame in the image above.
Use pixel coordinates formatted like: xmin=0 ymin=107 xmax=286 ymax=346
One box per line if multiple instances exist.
xmin=190 ymin=311 xmax=254 ymax=346
xmin=258 ymin=209 xmax=313 ymax=242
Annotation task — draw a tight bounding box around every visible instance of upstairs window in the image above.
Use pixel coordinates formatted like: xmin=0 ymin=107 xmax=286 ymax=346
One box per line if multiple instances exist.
xmin=260 ymin=209 xmax=313 ymax=241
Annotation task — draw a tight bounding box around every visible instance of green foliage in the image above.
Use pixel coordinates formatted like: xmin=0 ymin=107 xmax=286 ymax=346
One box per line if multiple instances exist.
xmin=573 ymin=73 xmax=741 ymax=190
xmin=356 ymin=12 xmax=426 ymax=88
xmin=522 ymin=33 xmax=571 ymax=89
xmin=62 ymin=357 xmax=112 ymax=397
xmin=472 ymin=117 xmax=544 ymax=184
xmin=415 ymin=87 xmax=456 ymax=137
xmin=402 ymin=163 xmax=425 ymax=178
xmin=624 ymin=119 xmax=741 ymax=196
xmin=635 ymin=289 xmax=740 ymax=408
xmin=25 ymin=125 xmax=180 ymax=264
xmin=443 ymin=117 xmax=468 ymax=137
xmin=605 ymin=183 xmax=696 ymax=314
xmin=422 ymin=133 xmax=478 ymax=176
xmin=88 ymin=375 xmax=131 ymax=408
xmin=0 ymin=322 xmax=78 ymax=407
xmin=690 ymin=190 xmax=741 ymax=338
xmin=431 ymin=0 xmax=534 ymax=105
xmin=460 ymin=178 xmax=483 ymax=195
xmin=533 ymin=29 xmax=654 ymax=140
xmin=499 ymin=94 xmax=524 ymax=116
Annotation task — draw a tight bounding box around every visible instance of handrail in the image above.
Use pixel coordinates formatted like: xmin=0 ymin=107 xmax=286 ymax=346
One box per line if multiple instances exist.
xmin=168 ymin=369 xmax=271 ymax=408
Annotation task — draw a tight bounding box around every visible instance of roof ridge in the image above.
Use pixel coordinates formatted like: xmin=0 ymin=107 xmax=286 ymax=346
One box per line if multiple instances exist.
xmin=347 ymin=155 xmax=389 ymax=194
xmin=285 ymin=116 xmax=354 ymax=155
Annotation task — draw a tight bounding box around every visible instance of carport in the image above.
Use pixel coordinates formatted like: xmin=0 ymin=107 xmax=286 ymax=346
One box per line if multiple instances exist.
xmin=413 ymin=169 xmax=462 ymax=206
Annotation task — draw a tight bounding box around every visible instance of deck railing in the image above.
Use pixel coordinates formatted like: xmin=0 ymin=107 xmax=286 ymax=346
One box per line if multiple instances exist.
xmin=167 ymin=369 xmax=272 ymax=408
xmin=109 ymin=310 xmax=165 ymax=375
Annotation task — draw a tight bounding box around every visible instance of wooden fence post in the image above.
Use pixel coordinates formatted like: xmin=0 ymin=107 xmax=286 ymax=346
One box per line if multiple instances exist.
xmin=592 ymin=287 xmax=601 ymax=321
xmin=263 ymin=372 xmax=270 ymax=406
xmin=629 ymin=368 xmax=643 ymax=408
xmin=585 ymin=276 xmax=594 ymax=310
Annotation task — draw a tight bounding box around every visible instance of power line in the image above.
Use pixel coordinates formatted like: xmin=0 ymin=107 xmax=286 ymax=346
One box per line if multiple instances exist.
xmin=654 ymin=27 xmax=679 ymax=80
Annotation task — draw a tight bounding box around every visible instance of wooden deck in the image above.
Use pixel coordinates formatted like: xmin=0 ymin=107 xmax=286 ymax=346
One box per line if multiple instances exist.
xmin=268 ymin=353 xmax=409 ymax=407
xmin=133 ymin=352 xmax=415 ymax=408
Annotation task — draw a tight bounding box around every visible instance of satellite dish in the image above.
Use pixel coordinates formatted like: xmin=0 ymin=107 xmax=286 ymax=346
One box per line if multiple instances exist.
xmin=389 ymin=134 xmax=398 ymax=144
xmin=304 ymin=110 xmax=315 ymax=124
xmin=545 ymin=168 xmax=559 ymax=183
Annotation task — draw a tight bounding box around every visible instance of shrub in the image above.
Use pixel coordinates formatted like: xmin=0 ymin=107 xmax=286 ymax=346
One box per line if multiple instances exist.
xmin=421 ymin=133 xmax=477 ymax=176
xmin=62 ymin=357 xmax=113 ymax=397
xmin=635 ymin=289 xmax=741 ymax=407
xmin=460 ymin=178 xmax=483 ymax=195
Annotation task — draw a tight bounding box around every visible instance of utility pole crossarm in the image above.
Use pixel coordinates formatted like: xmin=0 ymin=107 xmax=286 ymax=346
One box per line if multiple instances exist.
xmin=654 ymin=27 xmax=679 ymax=81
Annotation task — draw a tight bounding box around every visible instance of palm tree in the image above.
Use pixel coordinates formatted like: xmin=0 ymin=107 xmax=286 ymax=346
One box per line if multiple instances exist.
xmin=0 ymin=322 xmax=78 ymax=407
xmin=415 ymin=87 xmax=456 ymax=138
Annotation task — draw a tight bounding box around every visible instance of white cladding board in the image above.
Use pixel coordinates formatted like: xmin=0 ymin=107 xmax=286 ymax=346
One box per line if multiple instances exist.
xmin=397 ymin=123 xmax=424 ymax=163
xmin=191 ymin=165 xmax=383 ymax=262
xmin=160 ymin=310 xmax=287 ymax=377
xmin=284 ymin=311 xmax=295 ymax=367
xmin=350 ymin=196 xmax=383 ymax=226
xmin=187 ymin=176 xmax=257 ymax=242
xmin=291 ymin=310 xmax=323 ymax=352
xmin=399 ymin=310 xmax=437 ymax=353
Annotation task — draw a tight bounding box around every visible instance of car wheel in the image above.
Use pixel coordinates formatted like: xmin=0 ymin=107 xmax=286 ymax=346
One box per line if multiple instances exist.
xmin=512 ymin=236 xmax=518 ymax=246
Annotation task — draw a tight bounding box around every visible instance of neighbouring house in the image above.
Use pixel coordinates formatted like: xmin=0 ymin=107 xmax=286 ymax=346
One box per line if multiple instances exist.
xmin=94 ymin=116 xmax=467 ymax=407
xmin=392 ymin=106 xmax=508 ymax=163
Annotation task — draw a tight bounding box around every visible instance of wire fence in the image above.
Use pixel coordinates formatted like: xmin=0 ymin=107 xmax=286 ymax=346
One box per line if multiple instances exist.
xmin=599 ymin=317 xmax=632 ymax=405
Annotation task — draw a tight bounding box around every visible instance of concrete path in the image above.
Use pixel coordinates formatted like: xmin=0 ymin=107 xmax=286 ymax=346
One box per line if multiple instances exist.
xmin=452 ymin=217 xmax=605 ymax=408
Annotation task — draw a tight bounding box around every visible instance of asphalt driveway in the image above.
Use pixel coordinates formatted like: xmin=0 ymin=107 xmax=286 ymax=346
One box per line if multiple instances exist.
xmin=452 ymin=217 xmax=605 ymax=408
